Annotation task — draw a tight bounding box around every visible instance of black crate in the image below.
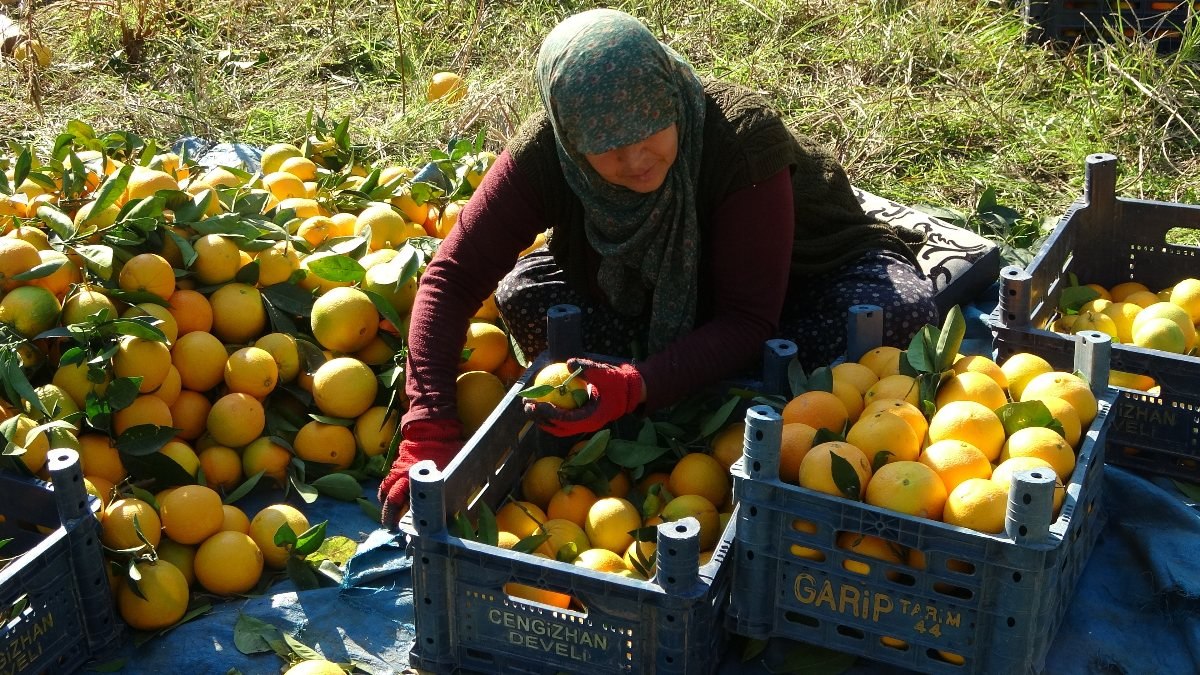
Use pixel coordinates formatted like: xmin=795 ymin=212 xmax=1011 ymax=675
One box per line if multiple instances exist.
xmin=990 ymin=152 xmax=1200 ymax=481
xmin=1022 ymin=0 xmax=1199 ymax=51
xmin=1 ymin=450 xmax=123 ymax=675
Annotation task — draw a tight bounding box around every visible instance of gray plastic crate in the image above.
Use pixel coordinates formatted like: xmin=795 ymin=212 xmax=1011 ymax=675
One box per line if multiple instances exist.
xmin=1 ymin=450 xmax=123 ymax=675
xmin=401 ymin=304 xmax=796 ymax=674
xmin=990 ymin=152 xmax=1200 ymax=481
xmin=726 ymin=333 xmax=1114 ymax=674
xmin=1022 ymin=0 xmax=1197 ymax=51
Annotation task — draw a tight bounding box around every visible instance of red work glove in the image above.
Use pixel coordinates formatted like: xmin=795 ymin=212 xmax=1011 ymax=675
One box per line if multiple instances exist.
xmin=524 ymin=357 xmax=644 ymax=437
xmin=378 ymin=418 xmax=463 ymax=529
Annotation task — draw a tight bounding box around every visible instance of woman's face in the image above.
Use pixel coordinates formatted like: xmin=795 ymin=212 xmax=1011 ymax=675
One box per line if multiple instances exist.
xmin=583 ymin=124 xmax=678 ymax=193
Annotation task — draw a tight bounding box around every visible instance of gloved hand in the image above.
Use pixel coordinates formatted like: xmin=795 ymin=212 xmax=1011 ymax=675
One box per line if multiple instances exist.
xmin=524 ymin=357 xmax=644 ymax=437
xmin=378 ymin=418 xmax=463 ymax=529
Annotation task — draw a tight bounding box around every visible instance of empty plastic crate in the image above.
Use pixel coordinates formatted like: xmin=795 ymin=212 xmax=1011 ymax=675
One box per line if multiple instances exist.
xmin=726 ymin=333 xmax=1115 ymax=674
xmin=990 ymin=152 xmax=1200 ymax=481
xmin=1 ymin=449 xmax=122 ymax=675
xmin=1022 ymin=0 xmax=1199 ymax=51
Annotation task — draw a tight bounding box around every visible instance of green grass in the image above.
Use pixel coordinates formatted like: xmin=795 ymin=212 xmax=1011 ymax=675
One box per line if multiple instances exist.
xmin=2 ymin=0 xmax=1199 ymax=260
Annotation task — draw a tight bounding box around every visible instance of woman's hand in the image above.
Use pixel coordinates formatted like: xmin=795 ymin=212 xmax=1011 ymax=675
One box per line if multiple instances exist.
xmin=524 ymin=357 xmax=644 ymax=437
xmin=378 ymin=418 xmax=463 ymax=529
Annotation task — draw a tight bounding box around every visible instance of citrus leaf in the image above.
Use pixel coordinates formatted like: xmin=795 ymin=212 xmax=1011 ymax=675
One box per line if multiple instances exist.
xmin=310 ymin=473 xmax=362 ymax=501
xmin=451 ymin=512 xmax=475 ymax=540
xmin=787 ymin=358 xmax=808 ymax=397
xmin=477 ymin=502 xmax=498 ymax=546
xmin=115 ymin=424 xmax=179 ymax=456
xmin=233 ymin=613 xmax=281 ymax=655
xmin=74 ymin=244 xmax=115 ymax=279
xmin=36 ymin=204 xmax=76 ymax=240
xmin=285 ymin=556 xmax=321 ymax=591
xmin=306 ymin=254 xmax=364 ymax=283
xmin=605 ymin=439 xmax=672 ymax=468
xmin=562 ymin=429 xmax=609 ymax=467
xmin=699 ymin=395 xmax=741 ymax=438
xmin=305 ymin=535 xmax=358 ymax=567
xmin=829 ymin=452 xmax=862 ymax=500
xmin=514 ymin=533 xmax=548 ymax=554
xmin=293 ymin=520 xmax=327 ymax=556
xmin=934 ymin=305 xmax=967 ymax=372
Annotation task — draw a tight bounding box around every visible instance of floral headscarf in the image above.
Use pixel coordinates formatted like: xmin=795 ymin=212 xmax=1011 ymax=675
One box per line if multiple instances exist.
xmin=535 ymin=9 xmax=706 ymax=353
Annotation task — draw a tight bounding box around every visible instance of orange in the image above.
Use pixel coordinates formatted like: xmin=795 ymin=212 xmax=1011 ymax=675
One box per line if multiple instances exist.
xmin=260 ymin=143 xmax=303 ymax=174
xmin=935 ymin=371 xmax=1008 ymax=411
xmin=123 ymin=302 xmax=179 ymax=346
xmin=521 ymin=456 xmax=565 ymax=509
xmin=60 ymin=286 xmax=117 ymax=325
xmin=190 ymin=234 xmax=242 ymax=285
xmin=495 ymin=501 xmax=548 ymax=539
xmin=943 ymin=478 xmax=1008 ymax=533
xmin=778 ymin=422 xmax=818 ymax=485
xmin=167 ymin=289 xmax=214 ymax=336
xmin=861 ymin=398 xmax=928 ymax=445
xmin=224 ymin=346 xmax=279 ymax=398
xmin=1110 ymin=281 xmax=1150 ymax=302
xmin=836 ymin=531 xmax=906 ymax=576
xmin=254 ymin=332 xmax=301 ymax=383
xmin=534 ymin=518 xmax=591 ymax=560
xmin=249 ymin=503 xmax=311 ymax=569
xmin=113 ymin=395 xmax=173 ymax=435
xmin=29 ymin=248 xmax=81 ymax=298
xmin=113 ymin=336 xmax=173 ymax=394
xmin=0 ymin=285 xmax=61 ymax=338
xmin=194 ymin=531 xmax=264 ymax=596
xmin=155 ymin=539 xmax=196 ymax=587
xmin=298 ymin=251 xmax=354 ymax=294
xmin=354 ymin=203 xmax=418 ymax=251
xmin=172 ymin=331 xmax=229 ymax=392
xmin=547 ymin=484 xmax=599 ymax=527
xmin=864 ymin=461 xmax=948 ymax=520
xmin=798 ymin=441 xmax=872 ymax=500
xmin=998 ymin=425 xmax=1076 ymax=482
xmin=918 ymin=439 xmax=992 ymax=494
xmin=116 ymin=560 xmax=189 ymax=631
xmin=584 ymin=497 xmax=642 ymax=554
xmin=159 ymin=484 xmax=224 ymax=545
xmin=279 ymin=156 xmax=319 ymax=182
xmin=209 ymin=282 xmax=266 ymax=344
xmin=262 ymin=171 xmax=307 ymax=201
xmin=846 ymin=411 xmax=920 ymax=464
xmin=353 ymin=405 xmax=400 ymax=457
xmin=528 ymin=361 xmax=588 ymax=409
xmin=831 ymin=379 xmax=865 ymax=423
xmin=992 ymin=456 xmax=1065 ymax=515
xmin=160 ymin=439 xmax=200 ymax=477
xmin=122 ymin=166 xmax=178 ymax=203
xmin=0 ymin=237 xmax=42 ymax=291
xmin=781 ymin=390 xmax=849 ymax=434
xmin=505 ymin=567 xmax=572 ymax=609
xmin=169 ymin=390 xmax=213 ymax=440
xmin=310 ymin=287 xmax=379 ymax=353
xmin=254 ymin=241 xmax=301 ymax=287
xmin=951 ymin=355 xmax=1008 ymax=390
xmin=831 ymin=361 xmax=880 ymax=396
xmin=456 ymin=370 xmax=506 ymax=436
xmin=207 ymin=393 xmax=266 ymax=448
xmin=52 ymin=361 xmax=110 ymax=409
xmin=427 ymin=71 xmax=466 ymax=103
xmin=1039 ymin=394 xmax=1083 ymax=448
xmin=863 ymin=374 xmax=920 ymax=408
xmin=999 ymin=352 xmax=1053 ymax=400
xmin=360 ymin=260 xmax=418 ymax=314
xmin=927 ymin=400 xmax=1006 ymax=462
xmin=242 ymin=436 xmax=293 ymax=486
xmin=710 ymin=421 xmax=745 ymax=472
xmin=198 ymin=444 xmax=243 ymax=491
xmin=77 ymin=433 xmax=127 ymax=484
xmin=220 ymin=504 xmax=252 ymax=534
xmin=101 ymin=497 xmax=162 ymax=550
xmin=460 ymin=321 xmax=509 ymax=373
xmin=857 ymin=346 xmax=902 ymax=378
xmin=573 ymin=548 xmax=632 ymax=576
xmin=118 ymin=252 xmax=176 ymax=301
xmin=293 ymin=420 xmax=357 ymax=470
xmin=312 ymin=357 xmax=379 ymax=419
xmin=389 ymin=192 xmax=430 ymax=229
xmin=6 ymin=414 xmax=49 ymax=474
xmin=659 ymin=494 xmax=721 ymax=551
xmin=1019 ymin=371 xmax=1098 ymax=427
xmin=667 ymin=452 xmax=731 ymax=508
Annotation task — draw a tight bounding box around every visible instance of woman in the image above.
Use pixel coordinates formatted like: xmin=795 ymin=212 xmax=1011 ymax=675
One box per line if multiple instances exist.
xmin=379 ymin=8 xmax=937 ymax=527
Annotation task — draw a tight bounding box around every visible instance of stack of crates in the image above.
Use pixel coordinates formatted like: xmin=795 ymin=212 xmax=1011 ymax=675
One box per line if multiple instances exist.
xmin=990 ymin=152 xmax=1200 ymax=482
xmin=401 ymin=304 xmax=795 ymax=674
xmin=725 ymin=333 xmax=1116 ymax=674
xmin=1 ymin=450 xmax=122 ymax=675
xmin=1022 ymin=0 xmax=1199 ymax=51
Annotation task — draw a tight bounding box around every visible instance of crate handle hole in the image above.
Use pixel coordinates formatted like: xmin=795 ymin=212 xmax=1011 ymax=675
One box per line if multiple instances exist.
xmin=1011 ymin=571 xmax=1023 ymax=583
xmin=751 ymin=460 xmax=762 ymax=473
xmin=1007 ymin=616 xmax=1017 ymax=628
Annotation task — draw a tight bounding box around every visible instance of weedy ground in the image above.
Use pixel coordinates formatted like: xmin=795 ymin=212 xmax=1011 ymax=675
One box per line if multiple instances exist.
xmin=2 ymin=0 xmax=1199 ymax=258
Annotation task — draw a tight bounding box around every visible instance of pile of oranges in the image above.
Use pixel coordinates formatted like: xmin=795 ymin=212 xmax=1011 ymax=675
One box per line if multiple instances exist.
xmin=1051 ymin=277 xmax=1200 ymax=383
xmin=0 ymin=123 xmax=511 ymax=634
xmin=766 ymin=346 xmax=1095 ymax=534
